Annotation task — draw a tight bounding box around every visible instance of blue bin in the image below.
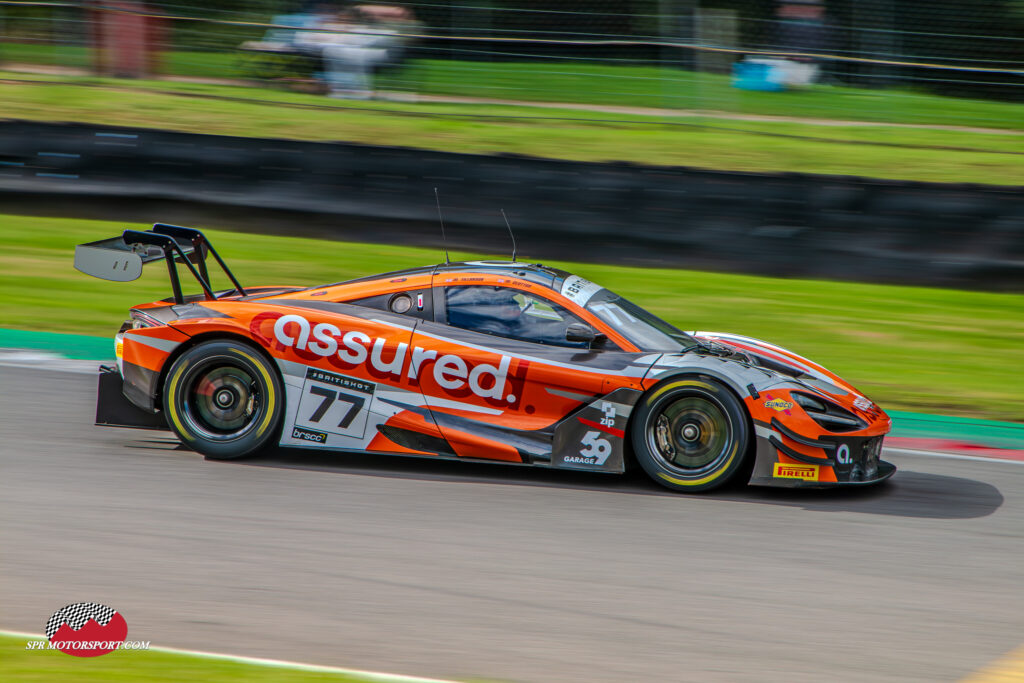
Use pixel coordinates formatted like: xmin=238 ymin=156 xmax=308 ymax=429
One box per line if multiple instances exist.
xmin=732 ymin=61 xmax=786 ymax=92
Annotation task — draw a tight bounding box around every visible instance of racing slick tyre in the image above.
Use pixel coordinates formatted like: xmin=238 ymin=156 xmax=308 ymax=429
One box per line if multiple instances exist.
xmin=631 ymin=376 xmax=750 ymax=493
xmin=162 ymin=339 xmax=283 ymax=460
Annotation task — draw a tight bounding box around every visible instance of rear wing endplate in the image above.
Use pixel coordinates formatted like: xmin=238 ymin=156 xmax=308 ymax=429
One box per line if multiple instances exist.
xmin=74 ymin=224 xmax=246 ymax=304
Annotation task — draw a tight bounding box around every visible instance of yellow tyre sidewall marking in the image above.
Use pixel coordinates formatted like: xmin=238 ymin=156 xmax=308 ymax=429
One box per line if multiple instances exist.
xmin=230 ymin=349 xmax=276 ymax=438
xmin=649 ymin=379 xmax=714 ymax=402
xmin=648 ymin=378 xmax=735 ymax=487
xmin=166 ymin=360 xmax=192 ymax=441
xmin=657 ymin=441 xmax=738 ymax=487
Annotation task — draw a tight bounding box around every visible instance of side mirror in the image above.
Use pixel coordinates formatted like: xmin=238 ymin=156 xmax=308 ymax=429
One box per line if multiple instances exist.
xmin=566 ymin=323 xmax=606 ymax=346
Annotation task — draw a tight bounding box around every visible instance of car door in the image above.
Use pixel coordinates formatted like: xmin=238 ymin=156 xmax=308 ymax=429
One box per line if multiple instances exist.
xmin=409 ymin=283 xmax=655 ymax=467
xmin=260 ymin=298 xmax=447 ymax=455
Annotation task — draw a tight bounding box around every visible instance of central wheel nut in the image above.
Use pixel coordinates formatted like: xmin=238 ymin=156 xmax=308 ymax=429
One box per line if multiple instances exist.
xmin=215 ymin=389 xmax=235 ymax=407
xmin=681 ymin=424 xmax=700 ymax=442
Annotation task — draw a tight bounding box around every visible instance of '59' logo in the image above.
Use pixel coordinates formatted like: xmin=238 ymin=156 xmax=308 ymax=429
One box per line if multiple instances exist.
xmin=580 ymin=431 xmax=612 ymax=464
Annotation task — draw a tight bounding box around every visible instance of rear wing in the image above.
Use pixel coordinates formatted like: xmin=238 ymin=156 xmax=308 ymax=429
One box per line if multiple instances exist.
xmin=74 ymin=224 xmax=246 ymax=304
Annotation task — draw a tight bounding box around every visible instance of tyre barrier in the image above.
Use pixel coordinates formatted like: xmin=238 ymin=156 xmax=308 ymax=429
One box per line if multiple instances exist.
xmin=2 ymin=120 xmax=1022 ymax=290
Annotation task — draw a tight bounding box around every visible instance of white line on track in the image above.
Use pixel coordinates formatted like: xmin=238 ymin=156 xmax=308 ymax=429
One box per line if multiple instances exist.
xmin=0 ymin=354 xmax=103 ymax=375
xmin=884 ymin=447 xmax=1024 ymax=465
xmin=0 ymin=630 xmax=459 ymax=683
xmin=2 ymin=357 xmax=1021 ymax=466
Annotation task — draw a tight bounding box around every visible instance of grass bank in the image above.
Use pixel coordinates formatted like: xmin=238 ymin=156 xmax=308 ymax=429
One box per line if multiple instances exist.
xmin=1 ymin=73 xmax=1023 ymax=184
xmin=0 ymin=633 xmax=421 ymax=682
xmin=1 ymin=213 xmax=1021 ymax=421
xmin=4 ymin=44 xmax=1022 ymax=131
xmin=381 ymin=60 xmax=1024 ymax=131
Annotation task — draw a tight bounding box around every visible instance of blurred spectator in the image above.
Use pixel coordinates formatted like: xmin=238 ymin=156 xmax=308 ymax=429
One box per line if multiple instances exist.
xmin=240 ymin=3 xmax=417 ymax=98
xmin=774 ymin=0 xmax=832 ymax=86
xmin=292 ymin=4 xmax=417 ymax=99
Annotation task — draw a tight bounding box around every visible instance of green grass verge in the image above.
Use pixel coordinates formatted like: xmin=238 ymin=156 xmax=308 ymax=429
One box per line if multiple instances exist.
xmin=0 ymin=43 xmax=248 ymax=79
xmin=380 ymin=59 xmax=1024 ymax=131
xmin=4 ymin=42 xmax=1022 ymax=131
xmin=2 ymin=72 xmax=1022 ymax=184
xmin=0 ymin=634 xmax=401 ymax=682
xmin=2 ymin=213 xmax=1022 ymax=421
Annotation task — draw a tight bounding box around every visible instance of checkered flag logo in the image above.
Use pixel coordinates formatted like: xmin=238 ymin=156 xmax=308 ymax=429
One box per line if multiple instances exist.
xmin=46 ymin=603 xmax=118 ymax=640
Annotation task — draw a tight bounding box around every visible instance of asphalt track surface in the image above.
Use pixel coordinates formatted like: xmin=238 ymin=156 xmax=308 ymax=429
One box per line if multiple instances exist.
xmin=3 ymin=363 xmax=1023 ymax=683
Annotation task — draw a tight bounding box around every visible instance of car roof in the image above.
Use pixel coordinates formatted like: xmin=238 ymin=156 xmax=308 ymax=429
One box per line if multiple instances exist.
xmin=328 ymin=261 xmax=574 ymax=292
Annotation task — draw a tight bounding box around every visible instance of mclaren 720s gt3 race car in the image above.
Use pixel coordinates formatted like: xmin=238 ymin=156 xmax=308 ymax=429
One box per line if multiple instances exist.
xmin=75 ymin=224 xmax=895 ymax=493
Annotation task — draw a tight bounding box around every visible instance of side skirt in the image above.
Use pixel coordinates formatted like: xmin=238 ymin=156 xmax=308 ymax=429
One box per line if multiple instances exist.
xmin=280 ymin=437 xmax=626 ymax=473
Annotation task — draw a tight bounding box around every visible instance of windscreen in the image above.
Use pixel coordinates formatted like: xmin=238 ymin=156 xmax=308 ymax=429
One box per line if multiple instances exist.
xmin=585 ymin=289 xmax=696 ymax=351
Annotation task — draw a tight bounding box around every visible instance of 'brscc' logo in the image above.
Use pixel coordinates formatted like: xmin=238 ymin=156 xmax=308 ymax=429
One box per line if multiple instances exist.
xmin=45 ymin=602 xmax=128 ymax=657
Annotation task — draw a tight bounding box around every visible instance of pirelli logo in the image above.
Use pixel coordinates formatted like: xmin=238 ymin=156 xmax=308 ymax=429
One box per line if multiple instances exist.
xmin=773 ymin=463 xmax=820 ymax=481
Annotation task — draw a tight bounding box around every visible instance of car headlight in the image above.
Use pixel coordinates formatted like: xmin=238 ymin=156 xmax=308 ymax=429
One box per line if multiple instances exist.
xmin=131 ymin=311 xmax=161 ymax=329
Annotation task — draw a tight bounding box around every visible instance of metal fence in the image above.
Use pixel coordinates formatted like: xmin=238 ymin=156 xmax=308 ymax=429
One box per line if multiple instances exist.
xmin=1 ymin=1 xmax=1022 ymax=117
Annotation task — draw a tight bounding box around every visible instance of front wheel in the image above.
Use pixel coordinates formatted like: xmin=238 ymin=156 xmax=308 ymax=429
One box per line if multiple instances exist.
xmin=631 ymin=376 xmax=750 ymax=493
xmin=162 ymin=340 xmax=283 ymax=460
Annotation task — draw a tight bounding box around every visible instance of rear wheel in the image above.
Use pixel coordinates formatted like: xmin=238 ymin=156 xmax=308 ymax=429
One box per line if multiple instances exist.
xmin=631 ymin=376 xmax=750 ymax=493
xmin=162 ymin=340 xmax=283 ymax=460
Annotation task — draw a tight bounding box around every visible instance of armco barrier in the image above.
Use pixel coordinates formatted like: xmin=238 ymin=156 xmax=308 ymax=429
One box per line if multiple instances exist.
xmin=2 ymin=120 xmax=1022 ymax=290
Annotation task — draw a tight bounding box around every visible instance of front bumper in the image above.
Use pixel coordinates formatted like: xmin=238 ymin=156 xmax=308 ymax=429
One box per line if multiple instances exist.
xmin=750 ymin=459 xmax=896 ymax=488
xmin=748 ymin=421 xmax=896 ymax=488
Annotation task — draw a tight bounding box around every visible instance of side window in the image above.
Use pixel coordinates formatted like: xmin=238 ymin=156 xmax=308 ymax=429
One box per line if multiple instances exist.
xmin=445 ymin=286 xmax=591 ymax=348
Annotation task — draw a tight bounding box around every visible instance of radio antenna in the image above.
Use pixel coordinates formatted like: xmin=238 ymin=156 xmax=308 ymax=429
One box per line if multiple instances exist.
xmin=434 ymin=187 xmax=450 ymax=264
xmin=501 ymin=208 xmax=517 ymax=263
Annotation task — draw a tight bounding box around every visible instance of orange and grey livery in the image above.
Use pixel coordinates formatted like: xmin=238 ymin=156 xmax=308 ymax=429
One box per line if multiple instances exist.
xmin=76 ymin=224 xmax=894 ymax=493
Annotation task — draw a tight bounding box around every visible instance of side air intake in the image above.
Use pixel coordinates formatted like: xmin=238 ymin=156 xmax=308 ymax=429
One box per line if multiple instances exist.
xmin=791 ymin=392 xmax=867 ymax=433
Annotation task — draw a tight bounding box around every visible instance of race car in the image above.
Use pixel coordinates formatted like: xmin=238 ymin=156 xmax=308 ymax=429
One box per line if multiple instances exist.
xmin=75 ymin=224 xmax=895 ymax=492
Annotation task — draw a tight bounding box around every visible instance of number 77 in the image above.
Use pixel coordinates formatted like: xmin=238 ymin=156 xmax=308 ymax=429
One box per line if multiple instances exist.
xmin=308 ymin=386 xmax=366 ymax=428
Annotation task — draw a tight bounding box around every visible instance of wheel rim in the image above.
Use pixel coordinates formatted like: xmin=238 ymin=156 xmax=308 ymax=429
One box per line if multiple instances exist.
xmin=181 ymin=359 xmax=262 ymax=441
xmin=647 ymin=394 xmax=732 ymax=474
